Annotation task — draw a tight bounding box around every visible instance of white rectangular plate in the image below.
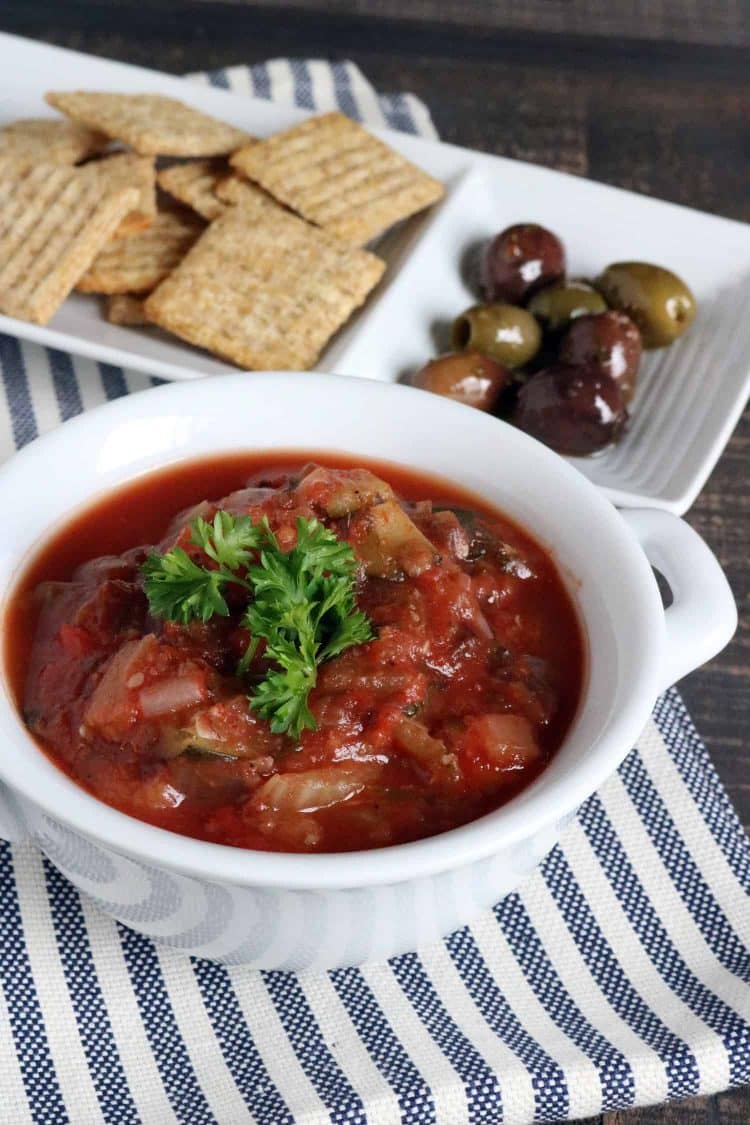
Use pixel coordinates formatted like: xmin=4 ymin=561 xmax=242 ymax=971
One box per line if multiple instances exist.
xmin=1 ymin=32 xmax=749 ymax=515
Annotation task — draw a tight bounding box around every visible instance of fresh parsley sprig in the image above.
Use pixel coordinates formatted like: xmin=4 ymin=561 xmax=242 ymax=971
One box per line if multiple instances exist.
xmin=243 ymin=519 xmax=373 ymax=736
xmin=190 ymin=511 xmax=263 ymax=571
xmin=141 ymin=548 xmax=235 ymax=624
xmin=142 ymin=512 xmax=257 ymax=625
xmin=141 ymin=511 xmax=373 ymax=738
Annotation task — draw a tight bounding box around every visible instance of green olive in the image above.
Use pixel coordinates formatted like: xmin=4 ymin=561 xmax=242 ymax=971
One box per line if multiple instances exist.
xmin=526 ymin=279 xmax=607 ymax=333
xmin=595 ymin=262 xmax=696 ymax=349
xmin=452 ymin=303 xmax=541 ymax=369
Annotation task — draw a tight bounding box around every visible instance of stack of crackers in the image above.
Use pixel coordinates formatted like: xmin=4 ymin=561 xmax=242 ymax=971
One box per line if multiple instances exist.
xmin=0 ymin=92 xmax=444 ymax=370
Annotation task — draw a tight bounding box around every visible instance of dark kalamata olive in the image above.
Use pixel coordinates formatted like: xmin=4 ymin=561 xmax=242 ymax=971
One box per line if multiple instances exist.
xmin=452 ymin=303 xmax=542 ymax=368
xmin=512 ymin=364 xmax=627 ymax=456
xmin=595 ymin=262 xmax=696 ymax=348
xmin=480 ymin=223 xmax=566 ymax=304
xmin=526 ymin=279 xmax=607 ymax=333
xmin=559 ymin=311 xmax=642 ymax=404
xmin=410 ymin=352 xmax=511 ymax=411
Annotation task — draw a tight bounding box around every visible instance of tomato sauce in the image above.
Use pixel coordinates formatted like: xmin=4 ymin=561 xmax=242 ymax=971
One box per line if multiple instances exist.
xmin=5 ymin=453 xmax=584 ymax=853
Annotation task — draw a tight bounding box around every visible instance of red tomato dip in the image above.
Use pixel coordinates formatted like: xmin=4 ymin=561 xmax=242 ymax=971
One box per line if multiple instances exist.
xmin=6 ymin=454 xmax=584 ymax=853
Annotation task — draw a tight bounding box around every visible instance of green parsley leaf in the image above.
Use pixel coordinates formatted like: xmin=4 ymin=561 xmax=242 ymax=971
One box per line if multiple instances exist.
xmin=142 ymin=547 xmax=229 ymax=624
xmin=190 ymin=511 xmax=264 ymax=570
xmin=141 ymin=511 xmax=373 ymax=739
xmin=248 ymin=641 xmax=317 ymax=736
xmin=243 ymin=518 xmax=373 ymax=738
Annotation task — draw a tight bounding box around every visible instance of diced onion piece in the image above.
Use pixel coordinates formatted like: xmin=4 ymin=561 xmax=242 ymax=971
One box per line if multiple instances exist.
xmin=394 ymin=718 xmax=446 ymax=765
xmin=129 ymin=771 xmax=186 ymax=812
xmin=460 ymin=581 xmax=493 ymax=640
xmin=84 ymin=635 xmax=159 ymax=739
xmin=394 ymin=718 xmax=459 ymax=785
xmin=466 ymin=713 xmax=541 ymax=771
xmin=450 ymin=570 xmax=493 ymax=639
xmin=253 ymin=763 xmax=381 ymax=813
xmin=139 ymin=674 xmax=208 ymax=718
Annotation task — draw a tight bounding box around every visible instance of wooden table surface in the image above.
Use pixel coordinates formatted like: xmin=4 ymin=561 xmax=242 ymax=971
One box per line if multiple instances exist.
xmin=2 ymin=2 xmax=748 ymax=1121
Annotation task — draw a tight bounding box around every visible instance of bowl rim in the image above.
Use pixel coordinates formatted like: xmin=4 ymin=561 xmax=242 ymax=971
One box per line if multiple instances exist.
xmin=0 ymin=372 xmax=664 ymax=889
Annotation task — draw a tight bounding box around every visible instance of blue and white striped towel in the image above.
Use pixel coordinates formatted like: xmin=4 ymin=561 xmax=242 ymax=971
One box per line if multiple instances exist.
xmin=0 ymin=59 xmax=748 ymax=1125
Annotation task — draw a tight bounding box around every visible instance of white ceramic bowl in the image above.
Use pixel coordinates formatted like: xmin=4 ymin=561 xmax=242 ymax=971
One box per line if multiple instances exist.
xmin=0 ymin=373 xmax=737 ymax=969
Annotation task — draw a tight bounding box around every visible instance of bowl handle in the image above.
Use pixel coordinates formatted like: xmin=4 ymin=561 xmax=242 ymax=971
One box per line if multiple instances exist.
xmin=620 ymin=509 xmax=737 ymax=693
xmin=0 ymin=782 xmax=25 ymax=843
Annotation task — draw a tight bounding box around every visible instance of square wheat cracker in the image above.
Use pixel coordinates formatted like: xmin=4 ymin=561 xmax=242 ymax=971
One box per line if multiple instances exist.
xmin=106 ymin=294 xmax=147 ymax=326
xmin=213 ymin=174 xmax=278 ymax=211
xmin=230 ymin=111 xmax=444 ymax=245
xmin=46 ymin=91 xmax=250 ymax=157
xmin=144 ymin=201 xmax=385 ymax=369
xmin=0 ymin=160 xmax=139 ymax=324
xmin=0 ymin=118 xmax=107 ymax=164
xmin=157 ymin=160 xmax=228 ymax=221
xmin=79 ymin=152 xmax=156 ymax=237
xmin=77 ymin=205 xmax=205 ymax=294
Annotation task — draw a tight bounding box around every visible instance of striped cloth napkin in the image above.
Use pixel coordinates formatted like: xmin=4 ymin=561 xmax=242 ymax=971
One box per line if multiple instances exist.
xmin=1 ymin=59 xmax=749 ymax=1125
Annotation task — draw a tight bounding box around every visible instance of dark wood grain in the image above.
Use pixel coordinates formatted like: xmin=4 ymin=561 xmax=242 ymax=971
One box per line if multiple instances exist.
xmin=182 ymin=0 xmax=750 ymax=47
xmin=2 ymin=4 xmax=748 ymax=1121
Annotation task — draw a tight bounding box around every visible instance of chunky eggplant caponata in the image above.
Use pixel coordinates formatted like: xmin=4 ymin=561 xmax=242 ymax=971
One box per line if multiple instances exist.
xmin=10 ymin=456 xmax=583 ymax=853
